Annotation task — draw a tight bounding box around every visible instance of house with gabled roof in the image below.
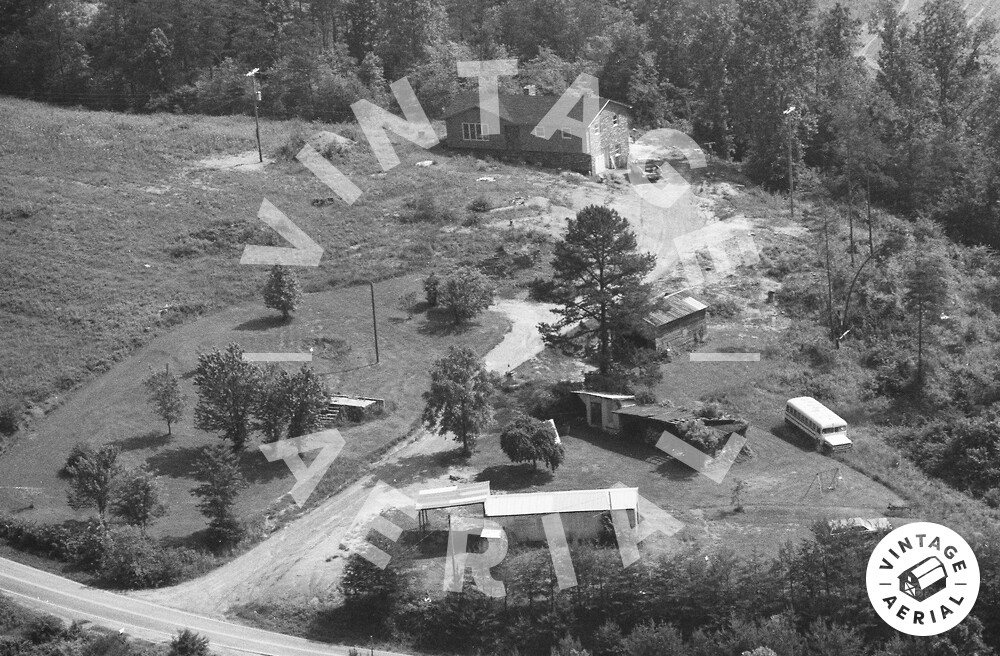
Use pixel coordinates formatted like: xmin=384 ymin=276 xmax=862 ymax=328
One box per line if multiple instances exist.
xmin=442 ymin=91 xmax=631 ymax=175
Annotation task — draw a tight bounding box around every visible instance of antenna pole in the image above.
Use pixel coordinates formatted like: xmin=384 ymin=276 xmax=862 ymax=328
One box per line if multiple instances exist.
xmin=370 ymin=281 xmax=379 ymax=365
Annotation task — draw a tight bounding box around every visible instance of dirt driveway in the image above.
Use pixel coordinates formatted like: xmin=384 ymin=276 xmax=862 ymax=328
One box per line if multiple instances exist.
xmin=130 ymin=297 xmax=564 ymax=615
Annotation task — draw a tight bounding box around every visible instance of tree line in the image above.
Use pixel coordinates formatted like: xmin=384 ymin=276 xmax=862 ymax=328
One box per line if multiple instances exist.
xmin=5 ymin=0 xmax=1000 ymax=246
xmin=332 ymin=520 xmax=1000 ymax=656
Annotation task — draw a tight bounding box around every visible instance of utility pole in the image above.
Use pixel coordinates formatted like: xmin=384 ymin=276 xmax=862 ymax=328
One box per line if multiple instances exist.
xmin=784 ymin=105 xmax=796 ymax=219
xmin=370 ymin=281 xmax=380 ymax=365
xmin=246 ymin=68 xmax=262 ymax=163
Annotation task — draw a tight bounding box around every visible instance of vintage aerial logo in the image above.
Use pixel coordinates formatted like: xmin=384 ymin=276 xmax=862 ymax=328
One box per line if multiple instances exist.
xmin=866 ymin=522 xmax=980 ymax=636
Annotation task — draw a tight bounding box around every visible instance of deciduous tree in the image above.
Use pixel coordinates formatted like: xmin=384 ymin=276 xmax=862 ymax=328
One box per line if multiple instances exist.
xmin=422 ymin=346 xmax=495 ymax=455
xmin=253 ymin=365 xmax=291 ymax=444
xmin=262 ymin=265 xmax=303 ymax=321
xmin=66 ymin=444 xmax=121 ymax=525
xmin=499 ymin=414 xmax=564 ymax=471
xmin=438 ymin=266 xmax=495 ymax=325
xmin=110 ymin=465 xmax=167 ymax=531
xmin=285 ymin=365 xmax=328 ymax=438
xmin=193 ymin=344 xmax=260 ymax=453
xmin=144 ymin=365 xmax=186 ymax=435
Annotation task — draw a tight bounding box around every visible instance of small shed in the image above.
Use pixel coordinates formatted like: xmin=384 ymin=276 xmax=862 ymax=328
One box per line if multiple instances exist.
xmin=899 ymin=556 xmax=948 ymax=601
xmin=573 ymin=391 xmax=636 ymax=432
xmin=415 ymin=481 xmax=491 ymax=531
xmin=324 ymin=393 xmax=385 ymax=423
xmin=644 ymin=295 xmax=708 ymax=351
xmin=483 ymin=487 xmax=639 ymax=543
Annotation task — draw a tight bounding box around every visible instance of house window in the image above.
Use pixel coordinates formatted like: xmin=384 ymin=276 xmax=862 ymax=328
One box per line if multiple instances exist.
xmin=612 ymin=114 xmax=619 ymax=126
xmin=594 ymin=123 xmax=600 ymax=136
xmin=560 ymin=127 xmax=573 ymax=139
xmin=462 ymin=123 xmax=489 ymax=141
xmin=532 ymin=126 xmax=546 ymax=138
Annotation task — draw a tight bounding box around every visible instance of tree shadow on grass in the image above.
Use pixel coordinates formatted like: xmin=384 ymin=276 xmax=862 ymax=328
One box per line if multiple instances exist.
xmin=416 ymin=309 xmax=477 ymax=337
xmin=239 ymin=448 xmax=290 ymax=485
xmin=145 ymin=445 xmax=207 ymax=479
xmin=475 ymin=463 xmax=554 ymax=490
xmin=234 ymin=315 xmax=287 ymax=331
xmin=113 ymin=430 xmax=171 ymax=452
xmin=769 ymin=422 xmax=820 ymax=454
xmin=378 ymin=448 xmax=470 ymax=486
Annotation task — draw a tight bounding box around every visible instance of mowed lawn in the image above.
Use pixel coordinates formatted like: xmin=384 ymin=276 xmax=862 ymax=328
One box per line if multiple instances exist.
xmin=0 ymin=275 xmax=509 ymax=539
xmin=374 ymin=310 xmax=903 ymax=560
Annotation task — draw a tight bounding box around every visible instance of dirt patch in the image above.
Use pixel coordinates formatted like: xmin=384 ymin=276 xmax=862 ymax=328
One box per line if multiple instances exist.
xmin=195 ymin=151 xmax=272 ymax=172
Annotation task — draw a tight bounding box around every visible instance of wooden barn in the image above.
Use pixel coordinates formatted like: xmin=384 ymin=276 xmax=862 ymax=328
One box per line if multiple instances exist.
xmin=643 ymin=295 xmax=708 ymax=351
xmin=442 ymin=90 xmax=631 ymax=175
xmin=483 ymin=487 xmax=639 ymax=544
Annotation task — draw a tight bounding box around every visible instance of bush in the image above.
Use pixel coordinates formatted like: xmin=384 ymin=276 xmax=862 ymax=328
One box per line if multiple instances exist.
xmin=696 ymin=401 xmax=724 ymax=419
xmin=634 ymin=388 xmax=658 ymax=405
xmin=402 ymin=193 xmax=458 ymax=224
xmin=25 ymin=615 xmax=64 ymax=644
xmin=100 ymin=525 xmax=179 ymax=589
xmin=169 ymin=629 xmax=211 ymax=656
xmin=518 ymin=380 xmax=584 ymax=423
xmin=707 ymin=296 xmax=740 ymax=318
xmin=467 ymin=196 xmax=492 ymax=212
xmin=0 ymin=397 xmax=22 ymax=435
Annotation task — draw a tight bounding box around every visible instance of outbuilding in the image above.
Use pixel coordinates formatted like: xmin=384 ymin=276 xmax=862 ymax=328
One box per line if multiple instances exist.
xmin=643 ymin=295 xmax=708 ymax=352
xmin=483 ymin=487 xmax=639 ymax=543
xmin=573 ymin=391 xmax=636 ymax=432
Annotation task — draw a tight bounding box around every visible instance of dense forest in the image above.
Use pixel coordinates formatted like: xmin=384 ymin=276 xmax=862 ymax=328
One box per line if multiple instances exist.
xmin=4 ymin=0 xmax=1000 ymax=248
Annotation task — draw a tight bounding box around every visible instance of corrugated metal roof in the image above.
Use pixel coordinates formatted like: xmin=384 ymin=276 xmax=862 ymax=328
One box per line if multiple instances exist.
xmin=573 ymin=390 xmax=636 ymax=401
xmin=442 ymin=92 xmax=628 ymax=126
xmin=329 ymin=396 xmax=378 ymax=408
xmin=484 ymin=487 xmax=638 ymax=517
xmin=614 ymin=405 xmax=688 ymax=421
xmin=645 ymin=295 xmax=708 ymax=327
xmin=415 ymin=482 xmax=491 ymax=510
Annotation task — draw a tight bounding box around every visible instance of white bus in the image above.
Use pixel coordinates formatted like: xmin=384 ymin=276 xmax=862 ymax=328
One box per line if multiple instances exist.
xmin=784 ymin=396 xmax=852 ymax=452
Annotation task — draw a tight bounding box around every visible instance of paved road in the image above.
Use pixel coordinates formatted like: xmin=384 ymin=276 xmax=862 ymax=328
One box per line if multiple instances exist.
xmin=0 ymin=556 xmax=409 ymax=656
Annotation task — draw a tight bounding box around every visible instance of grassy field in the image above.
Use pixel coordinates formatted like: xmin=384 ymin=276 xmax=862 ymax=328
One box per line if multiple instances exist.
xmin=0 ymin=95 xmax=599 ymax=541
xmin=0 ymin=97 xmax=566 ymax=416
xmin=0 ymin=276 xmax=509 ymax=539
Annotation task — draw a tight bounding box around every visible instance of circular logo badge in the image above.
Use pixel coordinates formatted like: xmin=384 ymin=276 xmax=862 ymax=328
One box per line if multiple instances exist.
xmin=866 ymin=521 xmax=980 ymax=636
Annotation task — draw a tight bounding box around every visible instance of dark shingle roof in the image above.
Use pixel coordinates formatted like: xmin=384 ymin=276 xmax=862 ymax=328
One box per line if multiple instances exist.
xmin=442 ymin=92 xmax=628 ymax=125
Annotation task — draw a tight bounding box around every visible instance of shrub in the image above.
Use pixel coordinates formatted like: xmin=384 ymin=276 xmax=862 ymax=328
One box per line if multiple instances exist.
xmin=169 ymin=629 xmax=210 ymax=656
xmin=696 ymin=401 xmax=724 ymax=419
xmin=0 ymin=397 xmax=22 ymax=435
xmin=25 ymin=615 xmax=64 ymax=644
xmin=99 ymin=525 xmax=179 ymax=589
xmin=468 ymin=196 xmax=492 ymax=212
xmin=274 ymin=128 xmax=309 ymax=161
xmin=707 ymin=296 xmax=740 ymax=318
xmin=634 ymin=388 xmax=658 ymax=405
xmin=403 ymin=193 xmax=458 ymax=224
xmin=518 ymin=380 xmax=584 ymax=423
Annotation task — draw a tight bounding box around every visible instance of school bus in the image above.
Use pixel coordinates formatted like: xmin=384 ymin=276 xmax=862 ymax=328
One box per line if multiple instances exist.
xmin=785 ymin=396 xmax=853 ymax=452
